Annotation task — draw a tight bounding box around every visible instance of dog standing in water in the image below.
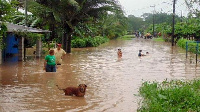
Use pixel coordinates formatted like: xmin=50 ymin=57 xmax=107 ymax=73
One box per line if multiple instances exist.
xmin=56 ymin=84 xmax=87 ymax=97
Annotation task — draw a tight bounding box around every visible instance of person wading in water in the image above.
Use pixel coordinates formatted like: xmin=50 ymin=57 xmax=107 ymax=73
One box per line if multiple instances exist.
xmin=54 ymin=44 xmax=66 ymax=65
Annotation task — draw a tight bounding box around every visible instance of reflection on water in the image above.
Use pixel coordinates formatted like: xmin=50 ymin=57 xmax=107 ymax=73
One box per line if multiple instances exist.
xmin=1 ymin=38 xmax=200 ymax=112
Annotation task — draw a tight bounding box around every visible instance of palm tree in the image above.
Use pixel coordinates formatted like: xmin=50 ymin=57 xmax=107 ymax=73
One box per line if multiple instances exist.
xmin=99 ymin=11 xmax=127 ymax=38
xmin=73 ymin=11 xmax=127 ymax=39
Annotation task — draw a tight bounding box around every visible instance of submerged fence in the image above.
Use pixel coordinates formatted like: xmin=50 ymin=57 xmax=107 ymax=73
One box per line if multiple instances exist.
xmin=186 ymin=41 xmax=200 ymax=64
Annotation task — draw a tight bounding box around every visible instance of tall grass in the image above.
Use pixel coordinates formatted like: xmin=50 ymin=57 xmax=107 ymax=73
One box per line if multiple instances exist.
xmin=153 ymin=37 xmax=165 ymax=42
xmin=118 ymin=35 xmax=135 ymax=40
xmin=177 ymin=38 xmax=200 ymax=54
xmin=138 ymin=79 xmax=200 ymax=112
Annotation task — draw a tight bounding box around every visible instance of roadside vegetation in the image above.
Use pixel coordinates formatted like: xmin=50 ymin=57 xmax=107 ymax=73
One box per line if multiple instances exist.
xmin=177 ymin=38 xmax=200 ymax=54
xmin=0 ymin=0 xmax=127 ymax=53
xmin=138 ymin=79 xmax=200 ymax=112
xmin=117 ymin=35 xmax=135 ymax=40
xmin=153 ymin=37 xmax=165 ymax=42
xmin=71 ymin=36 xmax=109 ymax=48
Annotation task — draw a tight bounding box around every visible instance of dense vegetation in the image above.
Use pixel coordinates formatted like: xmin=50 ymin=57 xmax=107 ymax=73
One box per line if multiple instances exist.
xmin=138 ymin=80 xmax=200 ymax=112
xmin=0 ymin=0 xmax=127 ymax=51
xmin=71 ymin=36 xmax=109 ymax=48
xmin=1 ymin=0 xmax=200 ymax=50
xmin=0 ymin=0 xmax=13 ymax=49
xmin=177 ymin=38 xmax=200 ymax=54
xmin=2 ymin=0 xmax=200 ymax=51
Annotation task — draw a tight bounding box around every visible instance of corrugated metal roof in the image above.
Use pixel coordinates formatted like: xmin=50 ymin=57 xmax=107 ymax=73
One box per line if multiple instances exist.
xmin=3 ymin=22 xmax=51 ymax=33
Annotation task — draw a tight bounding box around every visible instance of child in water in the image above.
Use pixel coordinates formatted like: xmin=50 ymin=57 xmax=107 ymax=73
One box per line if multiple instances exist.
xmin=138 ymin=50 xmax=146 ymax=57
xmin=117 ymin=49 xmax=122 ymax=58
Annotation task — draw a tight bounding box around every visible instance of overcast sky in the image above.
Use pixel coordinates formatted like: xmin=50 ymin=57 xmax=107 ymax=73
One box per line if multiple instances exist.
xmin=117 ymin=0 xmax=189 ymax=17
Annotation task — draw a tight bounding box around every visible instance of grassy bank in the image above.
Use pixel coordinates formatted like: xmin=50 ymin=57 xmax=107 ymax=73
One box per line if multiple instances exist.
xmin=118 ymin=35 xmax=135 ymax=40
xmin=177 ymin=38 xmax=200 ymax=54
xmin=138 ymin=79 xmax=200 ymax=112
xmin=153 ymin=37 xmax=165 ymax=42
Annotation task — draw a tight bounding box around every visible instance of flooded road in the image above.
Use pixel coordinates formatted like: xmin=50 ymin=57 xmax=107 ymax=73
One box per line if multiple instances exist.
xmin=1 ymin=38 xmax=200 ymax=112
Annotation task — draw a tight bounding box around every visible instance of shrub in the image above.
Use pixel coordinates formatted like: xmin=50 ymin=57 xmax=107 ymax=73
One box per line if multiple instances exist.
xmin=138 ymin=80 xmax=200 ymax=112
xmin=118 ymin=35 xmax=135 ymax=40
xmin=71 ymin=36 xmax=109 ymax=48
xmin=153 ymin=37 xmax=165 ymax=42
xmin=85 ymin=37 xmax=95 ymax=47
xmin=71 ymin=38 xmax=86 ymax=48
xmin=177 ymin=38 xmax=200 ymax=54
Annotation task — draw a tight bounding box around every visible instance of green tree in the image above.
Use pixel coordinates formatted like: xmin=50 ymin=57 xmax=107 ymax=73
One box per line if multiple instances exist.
xmin=127 ymin=15 xmax=144 ymax=33
xmin=142 ymin=12 xmax=181 ymax=25
xmin=0 ymin=0 xmax=15 ymax=21
xmin=97 ymin=11 xmax=127 ymax=38
xmin=0 ymin=0 xmax=16 ymax=49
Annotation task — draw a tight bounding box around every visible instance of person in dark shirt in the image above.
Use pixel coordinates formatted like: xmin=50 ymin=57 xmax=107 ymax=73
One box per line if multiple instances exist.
xmin=138 ymin=50 xmax=146 ymax=57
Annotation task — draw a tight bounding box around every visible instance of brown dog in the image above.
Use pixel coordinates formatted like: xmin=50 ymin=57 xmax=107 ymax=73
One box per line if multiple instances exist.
xmin=56 ymin=84 xmax=87 ymax=97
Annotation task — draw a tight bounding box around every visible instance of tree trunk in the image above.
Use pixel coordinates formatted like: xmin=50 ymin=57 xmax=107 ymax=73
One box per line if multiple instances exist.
xmin=49 ymin=24 xmax=56 ymax=41
xmin=63 ymin=24 xmax=72 ymax=53
xmin=67 ymin=34 xmax=71 ymax=53
xmin=63 ymin=31 xmax=67 ymax=51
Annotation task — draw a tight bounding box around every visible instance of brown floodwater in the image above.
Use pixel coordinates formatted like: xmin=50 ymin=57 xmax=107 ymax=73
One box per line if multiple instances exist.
xmin=1 ymin=38 xmax=200 ymax=112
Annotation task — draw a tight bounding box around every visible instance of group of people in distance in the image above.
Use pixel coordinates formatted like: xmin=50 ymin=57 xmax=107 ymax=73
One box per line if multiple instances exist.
xmin=117 ymin=49 xmax=149 ymax=58
xmin=44 ymin=44 xmax=66 ymax=72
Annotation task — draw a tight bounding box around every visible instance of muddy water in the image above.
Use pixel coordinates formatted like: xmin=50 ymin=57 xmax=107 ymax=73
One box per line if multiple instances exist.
xmin=1 ymin=38 xmax=200 ymax=112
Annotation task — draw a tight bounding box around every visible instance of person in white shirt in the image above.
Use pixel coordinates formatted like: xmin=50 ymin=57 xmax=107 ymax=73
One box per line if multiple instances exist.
xmin=54 ymin=44 xmax=66 ymax=65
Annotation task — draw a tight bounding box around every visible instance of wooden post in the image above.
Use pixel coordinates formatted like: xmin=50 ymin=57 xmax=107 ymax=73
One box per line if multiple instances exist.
xmin=186 ymin=41 xmax=188 ymax=59
xmin=0 ymin=49 xmax=2 ymax=64
xmin=172 ymin=0 xmax=176 ymax=46
xmin=150 ymin=5 xmax=155 ymax=37
xmin=36 ymin=37 xmax=42 ymax=58
xmin=196 ymin=43 xmax=199 ymax=64
xmin=18 ymin=37 xmax=24 ymax=61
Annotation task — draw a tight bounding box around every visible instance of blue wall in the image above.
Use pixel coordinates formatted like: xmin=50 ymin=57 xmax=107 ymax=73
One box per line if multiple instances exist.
xmin=5 ymin=33 xmax=18 ymax=55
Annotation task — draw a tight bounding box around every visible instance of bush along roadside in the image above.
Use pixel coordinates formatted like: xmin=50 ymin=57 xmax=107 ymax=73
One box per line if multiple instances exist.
xmin=71 ymin=36 xmax=109 ymax=48
xmin=177 ymin=38 xmax=200 ymax=54
xmin=117 ymin=35 xmax=135 ymax=40
xmin=138 ymin=79 xmax=200 ymax=112
xmin=153 ymin=37 xmax=165 ymax=42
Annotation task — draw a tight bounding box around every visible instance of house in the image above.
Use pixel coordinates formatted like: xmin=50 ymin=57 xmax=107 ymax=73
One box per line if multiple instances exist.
xmin=0 ymin=22 xmax=51 ymax=64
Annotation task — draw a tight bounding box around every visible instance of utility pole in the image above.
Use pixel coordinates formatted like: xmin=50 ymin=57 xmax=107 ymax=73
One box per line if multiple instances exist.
xmin=172 ymin=0 xmax=176 ymax=46
xmin=153 ymin=9 xmax=155 ymax=37
xmin=24 ymin=0 xmax=28 ymax=61
xmin=150 ymin=5 xmax=155 ymax=37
